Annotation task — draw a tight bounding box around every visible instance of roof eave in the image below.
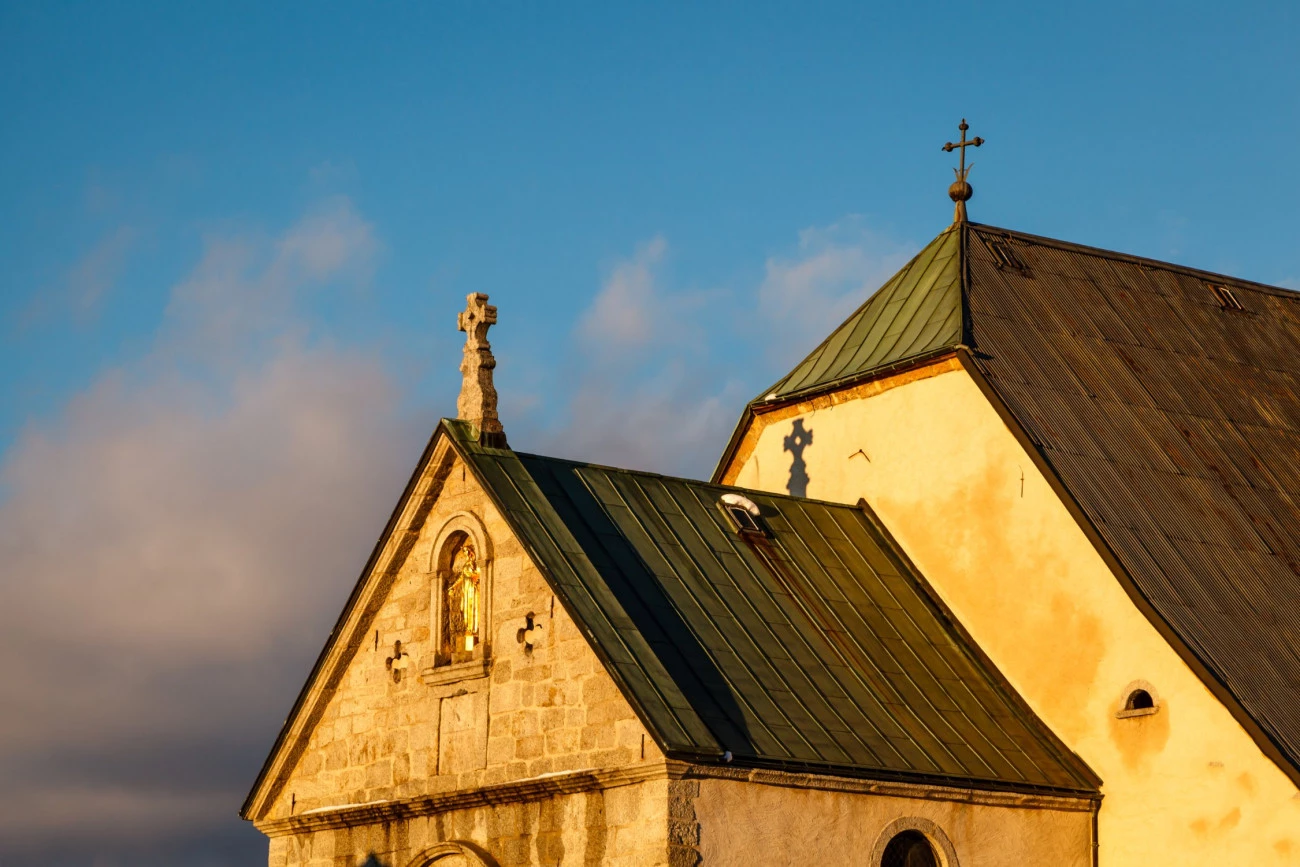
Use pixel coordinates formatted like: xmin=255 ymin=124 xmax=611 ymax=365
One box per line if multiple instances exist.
xmin=672 ymin=750 xmax=1102 ymax=801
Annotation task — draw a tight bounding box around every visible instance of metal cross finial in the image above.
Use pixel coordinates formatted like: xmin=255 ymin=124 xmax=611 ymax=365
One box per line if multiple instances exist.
xmin=942 ymin=118 xmax=984 ymax=223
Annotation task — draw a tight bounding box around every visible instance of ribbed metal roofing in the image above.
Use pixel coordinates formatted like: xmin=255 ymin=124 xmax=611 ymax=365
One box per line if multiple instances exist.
xmin=448 ymin=420 xmax=1098 ymax=794
xmin=751 ymin=220 xmax=1300 ymax=781
xmin=757 ymin=225 xmax=963 ymax=402
xmin=961 ymin=223 xmax=1300 ymax=781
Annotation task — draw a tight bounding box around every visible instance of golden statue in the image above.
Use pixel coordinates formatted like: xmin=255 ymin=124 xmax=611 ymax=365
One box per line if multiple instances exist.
xmin=446 ymin=540 xmax=481 ymax=654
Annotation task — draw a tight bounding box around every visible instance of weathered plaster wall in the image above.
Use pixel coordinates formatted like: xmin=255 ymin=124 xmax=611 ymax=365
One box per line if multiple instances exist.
xmin=693 ymin=777 xmax=1092 ymax=867
xmin=725 ymin=365 xmax=1300 ymax=865
xmin=259 ymin=448 xmax=666 ymax=864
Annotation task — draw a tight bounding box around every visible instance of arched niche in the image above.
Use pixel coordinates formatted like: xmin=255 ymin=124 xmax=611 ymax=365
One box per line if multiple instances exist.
xmin=870 ymin=816 xmax=959 ymax=867
xmin=428 ymin=511 xmax=494 ymax=672
xmin=406 ymin=841 xmax=498 ymax=867
xmin=1115 ymin=678 xmax=1161 ymax=719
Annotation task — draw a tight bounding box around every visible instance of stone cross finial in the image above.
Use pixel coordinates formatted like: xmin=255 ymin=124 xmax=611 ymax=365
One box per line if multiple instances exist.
xmin=456 ymin=293 xmax=506 ymax=445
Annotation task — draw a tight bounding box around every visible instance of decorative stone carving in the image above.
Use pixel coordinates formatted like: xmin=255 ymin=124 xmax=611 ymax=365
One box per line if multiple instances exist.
xmin=456 ymin=293 xmax=506 ymax=446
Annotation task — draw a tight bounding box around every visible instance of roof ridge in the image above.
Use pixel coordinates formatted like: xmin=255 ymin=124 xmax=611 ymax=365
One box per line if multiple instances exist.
xmin=968 ymin=222 xmax=1300 ymax=298
xmin=450 ymin=423 xmax=880 ymax=512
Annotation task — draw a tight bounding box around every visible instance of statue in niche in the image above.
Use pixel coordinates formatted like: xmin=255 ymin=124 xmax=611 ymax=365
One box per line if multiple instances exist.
xmin=443 ymin=538 xmax=481 ymax=659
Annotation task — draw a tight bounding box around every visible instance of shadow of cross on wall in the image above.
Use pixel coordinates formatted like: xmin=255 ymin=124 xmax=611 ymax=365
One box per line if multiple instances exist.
xmin=783 ymin=418 xmax=813 ymax=498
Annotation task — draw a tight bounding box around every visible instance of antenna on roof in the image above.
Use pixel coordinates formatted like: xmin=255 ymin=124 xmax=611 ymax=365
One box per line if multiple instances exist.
xmin=942 ymin=118 xmax=983 ymax=223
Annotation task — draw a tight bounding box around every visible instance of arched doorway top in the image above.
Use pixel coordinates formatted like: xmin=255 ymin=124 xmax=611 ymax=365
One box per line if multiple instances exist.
xmin=406 ymin=841 xmax=498 ymax=867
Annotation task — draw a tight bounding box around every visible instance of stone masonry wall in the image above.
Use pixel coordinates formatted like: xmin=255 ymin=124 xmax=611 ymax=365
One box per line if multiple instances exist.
xmin=267 ymin=778 xmax=672 ymax=867
xmin=259 ymin=449 xmax=671 ymax=865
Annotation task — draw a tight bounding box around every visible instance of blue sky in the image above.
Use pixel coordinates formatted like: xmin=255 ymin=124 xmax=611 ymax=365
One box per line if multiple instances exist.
xmin=1 ymin=2 xmax=1298 ymax=864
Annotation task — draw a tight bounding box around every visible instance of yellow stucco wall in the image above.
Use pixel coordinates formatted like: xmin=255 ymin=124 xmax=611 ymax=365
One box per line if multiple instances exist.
xmin=725 ymin=365 xmax=1300 ymax=865
xmin=694 ymin=777 xmax=1092 ymax=867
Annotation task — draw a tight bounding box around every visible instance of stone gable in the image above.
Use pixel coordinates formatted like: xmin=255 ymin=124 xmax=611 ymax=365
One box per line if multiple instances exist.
xmin=255 ymin=444 xmax=671 ymax=864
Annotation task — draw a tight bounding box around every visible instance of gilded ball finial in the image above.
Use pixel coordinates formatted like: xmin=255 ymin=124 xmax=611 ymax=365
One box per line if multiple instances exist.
xmin=949 ymin=179 xmax=973 ymax=202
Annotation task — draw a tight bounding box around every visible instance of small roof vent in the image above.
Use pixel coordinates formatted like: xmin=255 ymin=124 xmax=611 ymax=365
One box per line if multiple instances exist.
xmin=983 ymin=235 xmax=1031 ymax=275
xmin=1208 ymin=283 xmax=1245 ymax=312
xmin=719 ymin=493 xmax=764 ymax=535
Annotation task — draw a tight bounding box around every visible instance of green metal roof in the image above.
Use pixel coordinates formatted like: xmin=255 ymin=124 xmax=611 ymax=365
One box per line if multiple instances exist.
xmin=757 ymin=225 xmax=964 ymax=403
xmin=448 ymin=420 xmax=1097 ymax=794
xmin=739 ymin=218 xmax=1300 ymax=786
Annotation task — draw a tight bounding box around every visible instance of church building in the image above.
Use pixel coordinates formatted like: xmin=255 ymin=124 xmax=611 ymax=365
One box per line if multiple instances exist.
xmin=242 ymin=126 xmax=1300 ymax=865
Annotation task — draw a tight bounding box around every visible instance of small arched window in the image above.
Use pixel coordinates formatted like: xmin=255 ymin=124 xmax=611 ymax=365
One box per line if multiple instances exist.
xmin=1116 ymin=680 xmax=1160 ymax=718
xmin=1125 ymin=689 xmax=1154 ymax=710
xmin=881 ymin=830 xmax=939 ymax=867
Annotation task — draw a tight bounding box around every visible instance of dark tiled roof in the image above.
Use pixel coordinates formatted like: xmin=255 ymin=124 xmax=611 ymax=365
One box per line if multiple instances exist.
xmin=746 ymin=221 xmax=1300 ymax=781
xmin=447 ymin=421 xmax=1098 ymax=795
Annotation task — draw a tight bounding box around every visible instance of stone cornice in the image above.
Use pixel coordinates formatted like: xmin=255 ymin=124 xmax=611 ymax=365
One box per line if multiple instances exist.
xmin=255 ymin=763 xmax=673 ymax=836
xmin=256 ymin=759 xmax=1099 ymax=836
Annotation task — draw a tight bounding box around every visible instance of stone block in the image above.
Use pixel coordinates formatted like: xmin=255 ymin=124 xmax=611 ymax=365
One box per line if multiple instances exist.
xmin=582 ymin=675 xmax=621 ymax=705
xmin=492 ymin=659 xmax=512 ymax=683
xmin=585 ymin=699 xmax=628 ymax=727
xmin=365 ymin=758 xmax=393 ymax=789
xmin=510 ymin=709 xmax=540 ymax=738
xmin=525 ymin=757 xmax=554 ymax=777
xmin=514 ymin=734 xmax=544 ymax=760
xmin=545 ymin=726 xmax=580 ymax=755
xmin=491 ymin=681 xmax=521 ymax=713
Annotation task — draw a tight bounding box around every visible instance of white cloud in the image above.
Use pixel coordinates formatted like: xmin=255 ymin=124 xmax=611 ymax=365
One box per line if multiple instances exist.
xmin=164 ymin=197 xmax=378 ymax=363
xmin=577 ymin=235 xmax=669 ymax=351
xmin=530 ymin=237 xmax=742 ymax=478
xmin=0 ymin=199 xmax=416 ymax=857
xmin=544 ymin=358 xmax=748 ymax=478
xmin=525 ymin=220 xmax=915 ymax=479
xmin=0 ymin=208 xmax=918 ymax=859
xmin=69 ymin=226 xmax=139 ymax=314
xmin=758 ymin=216 xmax=914 ymax=363
xmin=20 ymin=226 xmax=138 ymax=327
